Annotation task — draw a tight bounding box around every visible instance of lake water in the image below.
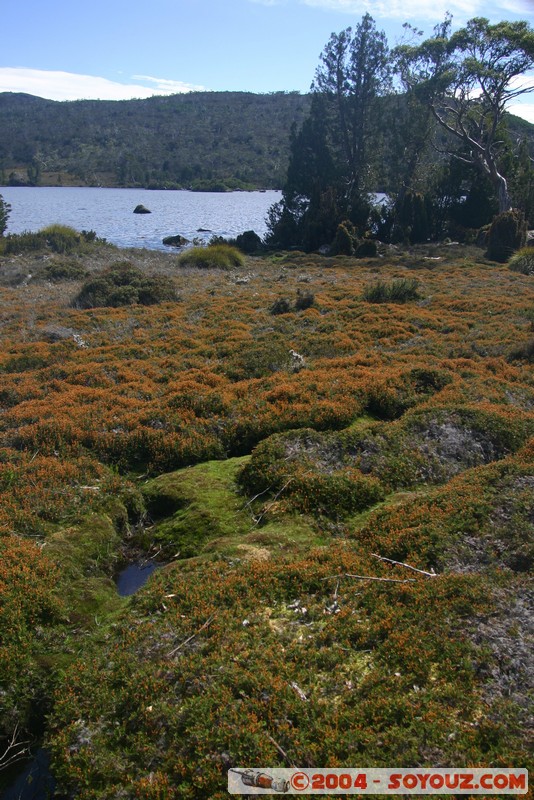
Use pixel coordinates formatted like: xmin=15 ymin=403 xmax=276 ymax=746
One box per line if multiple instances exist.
xmin=0 ymin=187 xmax=281 ymax=251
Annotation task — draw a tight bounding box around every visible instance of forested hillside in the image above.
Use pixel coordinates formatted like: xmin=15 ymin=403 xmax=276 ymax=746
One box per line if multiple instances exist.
xmin=0 ymin=91 xmax=311 ymax=190
xmin=1 ymin=89 xmax=532 ymax=193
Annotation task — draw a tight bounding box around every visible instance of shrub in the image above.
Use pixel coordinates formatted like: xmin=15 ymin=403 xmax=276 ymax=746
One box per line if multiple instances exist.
xmin=40 ymin=261 xmax=89 ymax=282
xmin=0 ymin=193 xmax=11 ymax=236
xmin=41 ymin=224 xmax=83 ymax=254
xmin=225 ymin=338 xmax=291 ymax=380
xmin=270 ymin=297 xmax=292 ymax=315
xmin=508 ymin=246 xmax=534 ymax=276
xmin=294 ymin=289 xmax=315 ymax=311
xmin=3 ymin=230 xmax=46 ymax=254
xmin=363 ymin=278 xmax=420 ymax=303
xmin=178 ymin=243 xmax=245 ymax=270
xmin=508 ymin=338 xmax=534 ymax=363
xmin=486 ymin=209 xmax=527 ymax=263
xmin=290 ymin=468 xmax=384 ymax=516
xmin=73 ymin=262 xmax=178 ymax=308
xmin=331 ymin=222 xmax=354 ymax=255
xmin=235 ymin=230 xmax=263 ymax=254
xmin=393 ymin=189 xmax=431 ymax=244
xmin=355 ymin=238 xmax=378 ymax=258
xmin=2 ymin=225 xmax=101 ymax=255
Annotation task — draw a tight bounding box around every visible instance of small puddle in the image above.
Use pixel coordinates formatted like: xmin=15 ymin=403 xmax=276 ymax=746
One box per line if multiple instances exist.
xmin=2 ymin=556 xmax=162 ymax=800
xmin=114 ymin=560 xmax=160 ymax=597
xmin=2 ymin=562 xmax=160 ymax=798
xmin=0 ymin=748 xmax=55 ymax=800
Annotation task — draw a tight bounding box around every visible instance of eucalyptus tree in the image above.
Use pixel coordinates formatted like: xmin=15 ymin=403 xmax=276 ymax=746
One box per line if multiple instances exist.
xmin=394 ymin=16 xmax=534 ymax=213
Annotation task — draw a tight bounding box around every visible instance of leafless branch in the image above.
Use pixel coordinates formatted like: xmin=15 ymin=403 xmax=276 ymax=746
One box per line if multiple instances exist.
xmin=371 ymin=553 xmax=438 ymax=578
xmin=0 ymin=724 xmax=30 ymax=772
xmin=252 ymin=477 xmax=295 ymax=527
xmin=267 ymin=734 xmax=297 ymax=768
xmin=167 ymin=614 xmax=215 ymax=657
xmin=344 ymin=573 xmax=416 ymax=584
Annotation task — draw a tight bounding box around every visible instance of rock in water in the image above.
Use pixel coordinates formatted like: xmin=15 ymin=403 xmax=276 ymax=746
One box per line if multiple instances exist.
xmin=134 ymin=204 xmax=151 ymax=214
xmin=162 ymin=234 xmax=190 ymax=247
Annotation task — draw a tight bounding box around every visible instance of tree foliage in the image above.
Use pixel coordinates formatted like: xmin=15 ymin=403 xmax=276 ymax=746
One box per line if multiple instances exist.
xmin=0 ymin=194 xmax=10 ymax=237
xmin=394 ymin=17 xmax=534 ymax=213
xmin=268 ymin=14 xmax=534 ymax=251
xmin=313 ymin=14 xmax=392 ymax=203
xmin=267 ymin=14 xmax=392 ymax=250
xmin=0 ymin=91 xmax=311 ymax=190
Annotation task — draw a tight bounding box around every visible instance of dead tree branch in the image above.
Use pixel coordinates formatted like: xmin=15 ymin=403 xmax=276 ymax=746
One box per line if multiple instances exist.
xmin=371 ymin=553 xmax=437 ymax=578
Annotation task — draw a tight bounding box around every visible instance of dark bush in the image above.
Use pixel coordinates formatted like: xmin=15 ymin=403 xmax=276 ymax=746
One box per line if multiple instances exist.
xmin=0 ymin=193 xmax=11 ymax=237
xmin=3 ymin=231 xmax=46 ymax=254
xmin=235 ymin=230 xmax=263 ymax=254
xmin=331 ymin=222 xmax=354 ymax=255
xmin=225 ymin=338 xmax=291 ymax=381
xmin=486 ymin=209 xmax=527 ymax=263
xmin=508 ymin=338 xmax=534 ymax=363
xmin=40 ymin=261 xmax=89 ymax=282
xmin=2 ymin=225 xmax=102 ymax=255
xmin=43 ymin=225 xmax=83 ymax=254
xmin=294 ymin=289 xmax=315 ymax=311
xmin=270 ymin=297 xmax=292 ymax=315
xmin=73 ymin=263 xmax=178 ymax=309
xmin=355 ymin=238 xmax=378 ymax=258
xmin=408 ymin=367 xmax=452 ymax=394
xmin=393 ymin=189 xmax=432 ymax=244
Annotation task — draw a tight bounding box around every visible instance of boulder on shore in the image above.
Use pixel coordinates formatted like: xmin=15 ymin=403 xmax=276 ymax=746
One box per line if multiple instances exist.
xmin=134 ymin=205 xmax=151 ymax=214
xmin=162 ymin=234 xmax=190 ymax=248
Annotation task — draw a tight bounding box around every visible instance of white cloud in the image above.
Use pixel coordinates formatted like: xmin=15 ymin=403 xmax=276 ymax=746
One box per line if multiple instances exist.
xmin=509 ymin=102 xmax=534 ymax=124
xmin=299 ymin=0 xmax=474 ymax=20
xmin=499 ymin=0 xmax=534 ymax=12
xmin=0 ymin=67 xmax=206 ymax=101
xmin=298 ymin=0 xmax=532 ymax=19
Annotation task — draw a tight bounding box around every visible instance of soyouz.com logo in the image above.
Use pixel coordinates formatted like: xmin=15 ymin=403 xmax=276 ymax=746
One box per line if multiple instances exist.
xmin=227 ymin=768 xmax=528 ymax=794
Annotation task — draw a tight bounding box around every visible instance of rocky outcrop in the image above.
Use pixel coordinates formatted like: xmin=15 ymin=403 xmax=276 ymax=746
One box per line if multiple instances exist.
xmin=162 ymin=234 xmax=189 ymax=247
xmin=133 ymin=205 xmax=151 ymax=214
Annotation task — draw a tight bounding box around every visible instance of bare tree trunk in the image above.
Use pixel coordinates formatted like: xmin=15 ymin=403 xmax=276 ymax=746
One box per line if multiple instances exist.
xmin=496 ymin=172 xmax=512 ymax=214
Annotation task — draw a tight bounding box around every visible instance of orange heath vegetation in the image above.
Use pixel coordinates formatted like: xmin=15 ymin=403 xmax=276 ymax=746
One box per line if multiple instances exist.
xmin=0 ymin=242 xmax=532 ymax=795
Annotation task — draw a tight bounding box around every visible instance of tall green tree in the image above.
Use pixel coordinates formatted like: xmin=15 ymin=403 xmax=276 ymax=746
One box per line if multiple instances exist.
xmin=267 ymin=14 xmax=391 ymax=250
xmin=395 ymin=17 xmax=534 ymax=213
xmin=0 ymin=194 xmax=10 ymax=237
xmin=266 ymin=94 xmax=340 ymax=250
xmin=313 ymin=13 xmax=392 ymax=212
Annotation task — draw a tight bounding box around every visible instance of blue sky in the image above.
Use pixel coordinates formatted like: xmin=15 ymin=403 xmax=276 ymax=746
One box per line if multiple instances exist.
xmin=1 ymin=0 xmax=533 ymax=119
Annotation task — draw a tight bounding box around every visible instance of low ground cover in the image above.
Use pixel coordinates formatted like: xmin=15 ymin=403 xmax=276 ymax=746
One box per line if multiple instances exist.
xmin=0 ymin=239 xmax=532 ymax=796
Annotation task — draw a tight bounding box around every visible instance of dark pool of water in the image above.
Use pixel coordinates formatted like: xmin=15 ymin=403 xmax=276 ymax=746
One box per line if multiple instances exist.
xmin=114 ymin=561 xmax=160 ymax=596
xmin=0 ymin=749 xmax=55 ymax=800
xmin=1 ymin=564 xmax=160 ymax=798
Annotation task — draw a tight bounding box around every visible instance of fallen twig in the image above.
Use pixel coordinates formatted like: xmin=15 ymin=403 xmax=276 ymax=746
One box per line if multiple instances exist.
xmin=371 ymin=553 xmax=437 ymax=578
xmin=167 ymin=614 xmax=215 ymax=657
xmin=252 ymin=477 xmax=295 ymax=526
xmin=344 ymin=573 xmax=416 ymax=584
xmin=267 ymin=734 xmax=297 ymax=768
xmin=290 ymin=681 xmax=309 ymax=702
